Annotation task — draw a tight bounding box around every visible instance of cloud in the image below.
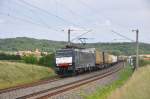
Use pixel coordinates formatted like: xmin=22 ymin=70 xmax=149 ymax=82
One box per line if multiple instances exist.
xmin=105 ymin=20 xmax=111 ymax=26
xmin=0 ymin=19 xmax=5 ymax=24
xmin=94 ymin=20 xmax=112 ymax=27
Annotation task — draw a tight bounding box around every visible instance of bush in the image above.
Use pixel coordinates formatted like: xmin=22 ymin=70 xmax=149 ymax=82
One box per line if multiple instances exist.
xmin=22 ymin=55 xmax=38 ymax=64
xmin=38 ymin=54 xmax=55 ymax=68
xmin=139 ymin=59 xmax=150 ymax=67
xmin=0 ymin=53 xmax=21 ymax=60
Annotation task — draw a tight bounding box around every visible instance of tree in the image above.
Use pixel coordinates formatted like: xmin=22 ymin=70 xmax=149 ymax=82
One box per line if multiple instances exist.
xmin=38 ymin=53 xmax=55 ymax=67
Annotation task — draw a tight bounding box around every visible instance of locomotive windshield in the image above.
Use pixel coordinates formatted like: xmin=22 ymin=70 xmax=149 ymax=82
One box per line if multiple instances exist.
xmin=55 ymin=49 xmax=73 ymax=57
xmin=55 ymin=49 xmax=73 ymax=65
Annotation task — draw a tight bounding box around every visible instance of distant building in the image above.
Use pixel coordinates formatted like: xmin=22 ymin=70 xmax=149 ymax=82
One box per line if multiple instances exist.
xmin=34 ymin=49 xmax=41 ymax=57
xmin=16 ymin=50 xmax=32 ymax=56
xmin=16 ymin=49 xmax=48 ymax=57
xmin=140 ymin=54 xmax=150 ymax=61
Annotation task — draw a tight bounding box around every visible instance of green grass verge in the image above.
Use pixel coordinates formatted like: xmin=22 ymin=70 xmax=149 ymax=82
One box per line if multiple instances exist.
xmin=84 ymin=65 xmax=133 ymax=99
xmin=0 ymin=61 xmax=55 ymax=89
xmin=108 ymin=65 xmax=150 ymax=99
xmin=139 ymin=60 xmax=150 ymax=67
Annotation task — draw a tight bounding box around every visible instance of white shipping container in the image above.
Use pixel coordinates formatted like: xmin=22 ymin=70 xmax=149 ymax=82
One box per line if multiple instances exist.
xmin=111 ymin=55 xmax=118 ymax=63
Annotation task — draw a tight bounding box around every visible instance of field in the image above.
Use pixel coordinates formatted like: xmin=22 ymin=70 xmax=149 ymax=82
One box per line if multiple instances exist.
xmin=108 ymin=65 xmax=150 ymax=99
xmin=0 ymin=61 xmax=55 ymax=89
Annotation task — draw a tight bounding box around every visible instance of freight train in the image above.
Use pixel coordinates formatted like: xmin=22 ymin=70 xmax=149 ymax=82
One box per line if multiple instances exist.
xmin=55 ymin=47 xmax=121 ymax=76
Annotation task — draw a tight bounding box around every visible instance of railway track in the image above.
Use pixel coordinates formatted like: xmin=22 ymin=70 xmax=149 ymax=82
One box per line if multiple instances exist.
xmin=0 ymin=76 xmax=61 ymax=98
xmin=19 ymin=63 xmax=123 ymax=99
xmin=0 ymin=62 xmax=123 ymax=99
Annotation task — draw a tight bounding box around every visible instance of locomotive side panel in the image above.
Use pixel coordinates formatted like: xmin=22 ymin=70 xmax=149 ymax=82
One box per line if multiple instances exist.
xmin=74 ymin=49 xmax=95 ymax=70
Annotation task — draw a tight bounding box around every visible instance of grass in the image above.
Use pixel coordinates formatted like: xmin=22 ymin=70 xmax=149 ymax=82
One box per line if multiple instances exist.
xmin=108 ymin=65 xmax=150 ymax=99
xmin=139 ymin=59 xmax=150 ymax=67
xmin=0 ymin=61 xmax=55 ymax=89
xmin=84 ymin=65 xmax=133 ymax=99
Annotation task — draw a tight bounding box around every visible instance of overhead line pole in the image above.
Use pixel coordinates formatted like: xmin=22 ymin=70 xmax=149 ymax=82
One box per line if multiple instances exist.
xmin=65 ymin=29 xmax=92 ymax=46
xmin=68 ymin=29 xmax=71 ymax=46
xmin=132 ymin=29 xmax=139 ymax=69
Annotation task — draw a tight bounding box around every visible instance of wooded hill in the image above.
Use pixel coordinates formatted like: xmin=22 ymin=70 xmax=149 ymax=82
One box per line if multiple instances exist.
xmin=0 ymin=37 xmax=150 ymax=55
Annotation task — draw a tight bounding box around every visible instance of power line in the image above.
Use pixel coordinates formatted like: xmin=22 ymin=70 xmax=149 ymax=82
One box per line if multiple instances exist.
xmin=111 ymin=30 xmax=135 ymax=42
xmin=5 ymin=0 xmax=61 ymax=32
xmin=0 ymin=12 xmax=60 ymax=32
xmin=0 ymin=12 xmax=67 ymax=39
xmin=58 ymin=0 xmax=133 ymax=43
xmin=71 ymin=30 xmax=92 ymax=41
xmin=18 ymin=0 xmax=85 ymax=28
xmin=78 ymin=0 xmax=130 ymax=30
xmin=55 ymin=1 xmax=94 ymax=26
xmin=2 ymin=0 xmax=91 ymax=41
xmin=12 ymin=0 xmax=58 ymax=31
xmin=78 ymin=0 xmax=134 ymax=43
xmin=7 ymin=1 xmax=51 ymax=30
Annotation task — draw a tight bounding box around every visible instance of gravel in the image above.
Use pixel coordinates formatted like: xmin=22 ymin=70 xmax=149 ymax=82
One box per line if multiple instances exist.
xmin=48 ymin=70 xmax=120 ymax=99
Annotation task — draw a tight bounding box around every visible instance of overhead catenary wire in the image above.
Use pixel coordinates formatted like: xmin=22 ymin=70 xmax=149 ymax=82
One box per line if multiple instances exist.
xmin=56 ymin=0 xmax=132 ymax=43
xmin=18 ymin=0 xmax=86 ymax=29
xmin=4 ymin=0 xmax=62 ymax=32
xmin=111 ymin=30 xmax=135 ymax=42
xmin=71 ymin=30 xmax=92 ymax=41
xmin=0 ymin=12 xmax=60 ymax=32
xmin=12 ymin=0 xmax=59 ymax=31
xmin=78 ymin=0 xmax=136 ymax=43
xmin=0 ymin=12 xmax=67 ymax=39
xmin=5 ymin=0 xmax=111 ymax=42
xmin=1 ymin=0 xmax=139 ymax=43
xmin=6 ymin=0 xmax=56 ymax=31
xmin=50 ymin=0 xmax=95 ymax=42
xmin=54 ymin=1 xmax=95 ymax=26
xmin=78 ymin=0 xmax=130 ymax=30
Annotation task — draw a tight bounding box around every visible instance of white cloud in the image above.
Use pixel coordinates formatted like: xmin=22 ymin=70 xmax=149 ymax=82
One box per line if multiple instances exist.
xmin=105 ymin=20 xmax=111 ymax=26
xmin=0 ymin=19 xmax=5 ymax=24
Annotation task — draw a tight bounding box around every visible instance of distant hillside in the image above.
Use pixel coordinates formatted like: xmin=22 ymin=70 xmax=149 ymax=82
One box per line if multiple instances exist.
xmin=87 ymin=42 xmax=150 ymax=55
xmin=0 ymin=37 xmax=66 ymax=52
xmin=0 ymin=37 xmax=150 ymax=55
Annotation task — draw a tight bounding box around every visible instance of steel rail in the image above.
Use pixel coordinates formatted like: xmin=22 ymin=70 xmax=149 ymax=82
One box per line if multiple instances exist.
xmin=0 ymin=76 xmax=60 ymax=94
xmin=18 ymin=63 xmax=123 ymax=99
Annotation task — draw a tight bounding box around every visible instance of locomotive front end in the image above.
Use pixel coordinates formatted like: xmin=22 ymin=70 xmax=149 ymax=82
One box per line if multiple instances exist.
xmin=55 ymin=49 xmax=74 ymax=75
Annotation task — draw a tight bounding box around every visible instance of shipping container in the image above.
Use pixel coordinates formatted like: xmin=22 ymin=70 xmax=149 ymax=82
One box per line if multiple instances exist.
xmin=95 ymin=50 xmax=103 ymax=65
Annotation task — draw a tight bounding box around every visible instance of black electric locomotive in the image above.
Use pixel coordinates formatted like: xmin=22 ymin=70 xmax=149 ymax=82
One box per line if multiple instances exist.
xmin=55 ymin=48 xmax=95 ymax=76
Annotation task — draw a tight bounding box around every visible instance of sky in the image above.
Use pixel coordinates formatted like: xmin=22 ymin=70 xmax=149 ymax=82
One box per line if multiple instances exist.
xmin=0 ymin=0 xmax=150 ymax=43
